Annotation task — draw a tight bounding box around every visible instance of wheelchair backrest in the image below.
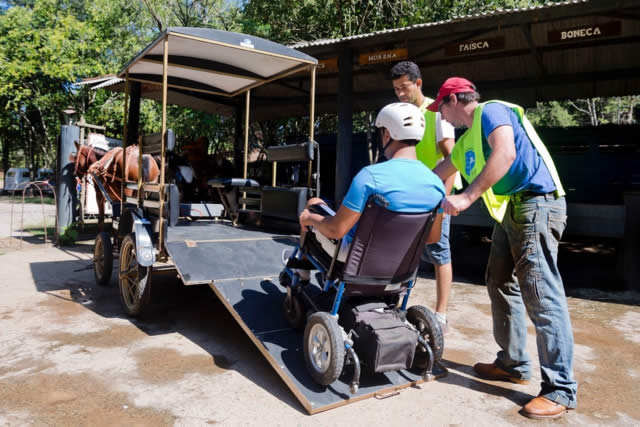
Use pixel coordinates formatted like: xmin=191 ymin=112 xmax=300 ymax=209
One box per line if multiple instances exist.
xmin=342 ymin=199 xmax=436 ymax=286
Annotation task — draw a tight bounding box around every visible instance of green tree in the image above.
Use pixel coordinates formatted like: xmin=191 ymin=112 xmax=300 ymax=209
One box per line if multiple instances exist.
xmin=0 ymin=0 xmax=99 ymax=170
xmin=241 ymin=0 xmax=555 ymax=44
xmin=527 ymin=101 xmax=577 ymax=128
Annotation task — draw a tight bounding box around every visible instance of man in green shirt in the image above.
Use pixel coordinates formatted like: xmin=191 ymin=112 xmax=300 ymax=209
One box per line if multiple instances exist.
xmin=390 ymin=61 xmax=460 ymax=333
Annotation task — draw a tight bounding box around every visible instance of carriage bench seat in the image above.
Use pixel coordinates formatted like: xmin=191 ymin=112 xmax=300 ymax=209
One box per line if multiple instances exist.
xmin=207 ymin=177 xmax=260 ymax=188
xmin=207 ymin=177 xmax=261 ymax=223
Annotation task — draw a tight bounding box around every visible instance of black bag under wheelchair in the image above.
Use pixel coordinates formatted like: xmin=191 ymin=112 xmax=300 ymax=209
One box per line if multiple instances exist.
xmin=280 ymin=196 xmax=444 ymax=393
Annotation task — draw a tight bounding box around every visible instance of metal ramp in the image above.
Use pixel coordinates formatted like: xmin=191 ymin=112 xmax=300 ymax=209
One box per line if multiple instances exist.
xmin=165 ymin=221 xmax=446 ymax=414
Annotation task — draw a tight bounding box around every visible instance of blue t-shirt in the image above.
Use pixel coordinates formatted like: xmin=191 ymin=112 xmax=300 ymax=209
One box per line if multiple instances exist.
xmin=481 ymin=102 xmax=556 ymax=195
xmin=341 ymin=158 xmax=445 ymax=243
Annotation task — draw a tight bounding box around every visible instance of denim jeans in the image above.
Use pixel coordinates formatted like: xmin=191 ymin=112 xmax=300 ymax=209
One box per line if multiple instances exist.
xmin=424 ymin=213 xmax=451 ymax=265
xmin=485 ymin=195 xmax=577 ymax=408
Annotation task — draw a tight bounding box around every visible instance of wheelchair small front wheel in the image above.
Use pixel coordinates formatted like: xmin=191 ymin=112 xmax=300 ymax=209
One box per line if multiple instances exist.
xmin=304 ymin=312 xmax=345 ymax=386
xmin=407 ymin=305 xmax=444 ymax=368
xmin=283 ymin=293 xmax=305 ymax=329
xmin=278 ymin=269 xmax=292 ymax=288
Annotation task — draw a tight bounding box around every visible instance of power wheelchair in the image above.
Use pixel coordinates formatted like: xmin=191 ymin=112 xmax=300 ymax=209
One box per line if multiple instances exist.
xmin=280 ymin=196 xmax=444 ymax=393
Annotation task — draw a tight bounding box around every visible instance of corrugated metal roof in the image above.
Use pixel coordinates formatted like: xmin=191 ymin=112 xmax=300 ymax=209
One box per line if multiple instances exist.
xmin=290 ymin=0 xmax=590 ymax=48
xmin=92 ymin=77 xmax=125 ymax=89
xmin=75 ymin=74 xmax=118 ymax=86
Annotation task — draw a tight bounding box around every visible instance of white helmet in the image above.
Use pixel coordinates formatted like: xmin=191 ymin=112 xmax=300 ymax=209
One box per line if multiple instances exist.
xmin=375 ymin=102 xmax=425 ymax=142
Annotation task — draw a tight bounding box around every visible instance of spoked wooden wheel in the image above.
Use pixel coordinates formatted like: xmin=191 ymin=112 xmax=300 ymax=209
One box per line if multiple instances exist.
xmin=93 ymin=232 xmax=113 ymax=286
xmin=118 ymin=234 xmax=152 ymax=317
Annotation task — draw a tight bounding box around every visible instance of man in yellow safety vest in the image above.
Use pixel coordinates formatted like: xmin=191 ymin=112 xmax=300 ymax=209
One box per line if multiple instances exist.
xmin=390 ymin=61 xmax=461 ymax=334
xmin=431 ymin=77 xmax=576 ymax=420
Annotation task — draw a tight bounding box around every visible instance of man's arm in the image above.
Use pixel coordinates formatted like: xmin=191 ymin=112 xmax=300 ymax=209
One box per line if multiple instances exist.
xmin=433 ymin=156 xmax=457 ymax=182
xmin=441 ymin=125 xmax=516 ymax=215
xmin=299 ymin=204 xmax=360 ymax=239
xmin=438 ymin=137 xmax=456 ymax=194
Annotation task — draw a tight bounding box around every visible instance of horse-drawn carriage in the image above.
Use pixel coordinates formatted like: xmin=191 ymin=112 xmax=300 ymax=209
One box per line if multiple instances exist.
xmin=80 ymin=27 xmax=445 ymax=414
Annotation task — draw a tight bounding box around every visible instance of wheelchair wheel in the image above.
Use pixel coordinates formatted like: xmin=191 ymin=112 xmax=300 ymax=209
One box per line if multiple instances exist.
xmin=278 ymin=269 xmax=292 ymax=288
xmin=283 ymin=294 xmax=305 ymax=329
xmin=407 ymin=305 xmax=444 ymax=368
xmin=304 ymin=312 xmax=345 ymax=386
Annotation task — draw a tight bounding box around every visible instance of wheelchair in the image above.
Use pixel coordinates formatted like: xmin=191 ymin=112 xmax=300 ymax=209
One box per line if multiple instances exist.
xmin=280 ymin=196 xmax=444 ymax=393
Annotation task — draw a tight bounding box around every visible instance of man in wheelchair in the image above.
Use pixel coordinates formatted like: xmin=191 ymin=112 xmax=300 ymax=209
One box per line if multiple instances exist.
xmin=281 ymin=102 xmax=447 ymax=393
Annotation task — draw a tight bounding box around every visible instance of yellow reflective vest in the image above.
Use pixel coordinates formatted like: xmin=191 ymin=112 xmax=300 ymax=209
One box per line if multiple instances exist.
xmin=450 ymin=100 xmax=565 ymax=222
xmin=417 ymin=98 xmax=462 ymax=190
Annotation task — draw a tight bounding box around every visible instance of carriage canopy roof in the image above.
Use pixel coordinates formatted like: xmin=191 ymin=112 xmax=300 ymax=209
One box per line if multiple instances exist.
xmin=117 ymin=27 xmax=317 ymax=99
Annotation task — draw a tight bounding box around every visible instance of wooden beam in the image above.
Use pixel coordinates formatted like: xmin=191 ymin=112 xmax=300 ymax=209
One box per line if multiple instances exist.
xmin=520 ymin=23 xmax=546 ymax=80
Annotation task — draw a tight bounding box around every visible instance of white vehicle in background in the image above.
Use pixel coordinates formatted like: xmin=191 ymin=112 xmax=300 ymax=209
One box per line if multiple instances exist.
xmin=3 ymin=167 xmax=31 ymax=193
xmin=36 ymin=168 xmax=54 ymax=181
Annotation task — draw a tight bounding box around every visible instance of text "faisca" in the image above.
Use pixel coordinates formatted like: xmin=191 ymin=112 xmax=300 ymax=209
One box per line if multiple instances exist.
xmin=459 ymin=40 xmax=491 ymax=52
xmin=445 ymin=37 xmax=504 ymax=56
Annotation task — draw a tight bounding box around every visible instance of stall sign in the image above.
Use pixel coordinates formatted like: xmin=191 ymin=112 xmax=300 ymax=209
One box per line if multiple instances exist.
xmin=359 ymin=48 xmax=408 ymax=65
xmin=445 ymin=37 xmax=505 ymax=56
xmin=318 ymin=57 xmax=338 ymax=72
xmin=548 ymin=21 xmax=621 ymax=43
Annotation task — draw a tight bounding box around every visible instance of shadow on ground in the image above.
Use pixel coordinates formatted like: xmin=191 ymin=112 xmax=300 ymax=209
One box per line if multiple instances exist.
xmin=29 ymin=255 xmax=306 ymax=414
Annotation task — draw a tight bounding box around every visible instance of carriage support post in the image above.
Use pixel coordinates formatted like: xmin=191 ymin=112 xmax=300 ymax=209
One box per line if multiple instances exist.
xmin=307 ymin=66 xmax=316 ymax=190
xmin=120 ymin=76 xmax=130 ymax=207
xmin=158 ymin=34 xmax=169 ymax=257
xmin=242 ymin=89 xmax=250 ymax=210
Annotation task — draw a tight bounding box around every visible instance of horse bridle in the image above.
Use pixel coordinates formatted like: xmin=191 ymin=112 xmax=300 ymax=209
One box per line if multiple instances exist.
xmin=73 ymin=144 xmax=95 ymax=176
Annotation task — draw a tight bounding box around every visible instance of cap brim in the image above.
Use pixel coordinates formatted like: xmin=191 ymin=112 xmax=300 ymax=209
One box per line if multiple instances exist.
xmin=426 ymin=99 xmax=440 ymax=112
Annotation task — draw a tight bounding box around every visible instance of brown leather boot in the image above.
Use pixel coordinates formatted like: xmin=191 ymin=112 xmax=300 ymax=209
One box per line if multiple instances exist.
xmin=521 ymin=396 xmax=570 ymax=419
xmin=472 ymin=362 xmax=529 ymax=384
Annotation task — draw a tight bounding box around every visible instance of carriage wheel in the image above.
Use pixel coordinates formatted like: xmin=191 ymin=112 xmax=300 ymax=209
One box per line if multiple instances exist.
xmin=303 ymin=312 xmax=345 ymax=386
xmin=118 ymin=234 xmax=152 ymax=317
xmin=93 ymin=232 xmax=113 ymax=286
xmin=407 ymin=305 xmax=444 ymax=369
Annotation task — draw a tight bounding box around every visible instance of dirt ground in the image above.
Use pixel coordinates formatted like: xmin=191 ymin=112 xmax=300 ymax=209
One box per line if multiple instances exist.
xmin=0 ymin=203 xmax=639 ymax=426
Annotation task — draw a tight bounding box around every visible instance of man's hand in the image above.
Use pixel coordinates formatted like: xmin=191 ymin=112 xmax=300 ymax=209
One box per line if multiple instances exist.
xmin=441 ymin=193 xmax=473 ymax=216
xmin=299 ymin=208 xmax=313 ymax=228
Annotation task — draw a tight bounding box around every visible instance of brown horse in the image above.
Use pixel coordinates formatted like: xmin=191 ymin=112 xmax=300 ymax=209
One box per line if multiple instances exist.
xmin=71 ymin=143 xmax=160 ymax=229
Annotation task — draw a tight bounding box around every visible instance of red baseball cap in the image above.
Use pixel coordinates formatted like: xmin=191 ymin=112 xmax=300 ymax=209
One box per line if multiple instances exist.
xmin=426 ymin=77 xmax=475 ymax=112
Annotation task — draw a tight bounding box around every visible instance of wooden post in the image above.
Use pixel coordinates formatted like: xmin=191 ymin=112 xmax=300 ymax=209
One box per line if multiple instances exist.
xmin=624 ymin=191 xmax=640 ymax=290
xmin=234 ymin=103 xmax=244 ymax=176
xmin=308 ymin=66 xmax=316 ymax=191
xmin=242 ymin=90 xmax=250 ymax=209
xmin=272 ymin=161 xmax=277 ymax=187
xmin=137 ymin=135 xmax=143 ymax=207
xmin=336 ymin=47 xmax=353 ymax=203
xmin=120 ymin=77 xmax=130 ymax=206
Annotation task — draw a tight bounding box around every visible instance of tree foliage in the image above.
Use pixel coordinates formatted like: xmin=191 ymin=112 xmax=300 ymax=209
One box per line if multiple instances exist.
xmin=240 ymin=0 xmax=564 ymax=44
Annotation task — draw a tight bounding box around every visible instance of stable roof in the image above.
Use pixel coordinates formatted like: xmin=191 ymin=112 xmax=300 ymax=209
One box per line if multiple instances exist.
xmin=253 ymin=0 xmax=640 ymax=119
